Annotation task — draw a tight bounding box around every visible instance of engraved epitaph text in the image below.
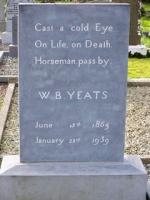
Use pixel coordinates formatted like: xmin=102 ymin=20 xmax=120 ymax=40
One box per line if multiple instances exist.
xmin=19 ymin=4 xmax=130 ymax=162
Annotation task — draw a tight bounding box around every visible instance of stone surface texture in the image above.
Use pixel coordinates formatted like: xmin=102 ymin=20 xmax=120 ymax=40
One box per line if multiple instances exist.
xmin=0 ymin=83 xmax=15 ymax=144
xmin=12 ymin=16 xmax=18 ymax=45
xmin=112 ymin=0 xmax=141 ymax=45
xmin=9 ymin=45 xmax=18 ymax=58
xmin=0 ymin=0 xmax=5 ymax=21
xmin=1 ymin=86 xmax=150 ymax=157
xmin=77 ymin=0 xmax=141 ymax=45
xmin=0 ymin=155 xmax=147 ymax=200
xmin=2 ymin=32 xmax=12 ymax=44
xmin=9 ymin=16 xmax=18 ymax=57
xmin=19 ymin=4 xmax=130 ymax=163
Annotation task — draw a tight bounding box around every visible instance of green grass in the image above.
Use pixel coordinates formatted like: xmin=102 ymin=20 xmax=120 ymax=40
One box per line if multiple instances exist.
xmin=140 ymin=4 xmax=150 ymax=48
xmin=0 ymin=100 xmax=4 ymax=110
xmin=140 ymin=16 xmax=150 ymax=32
xmin=35 ymin=0 xmax=42 ymax=3
xmin=143 ymin=3 xmax=150 ymax=11
xmin=141 ymin=36 xmax=150 ymax=48
xmin=128 ymin=58 xmax=150 ymax=78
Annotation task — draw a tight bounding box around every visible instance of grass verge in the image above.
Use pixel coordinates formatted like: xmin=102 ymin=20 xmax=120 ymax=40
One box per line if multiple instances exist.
xmin=128 ymin=58 xmax=150 ymax=78
xmin=0 ymin=100 xmax=4 ymax=110
xmin=141 ymin=36 xmax=150 ymax=48
xmin=143 ymin=3 xmax=150 ymax=11
xmin=141 ymin=16 xmax=150 ymax=32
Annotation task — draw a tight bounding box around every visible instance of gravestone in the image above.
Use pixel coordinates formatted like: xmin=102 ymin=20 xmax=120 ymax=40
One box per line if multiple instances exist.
xmin=0 ymin=4 xmax=147 ymax=200
xmin=0 ymin=0 xmax=6 ymax=31
xmin=87 ymin=0 xmax=141 ymax=45
xmin=9 ymin=16 xmax=18 ymax=57
xmin=112 ymin=0 xmax=141 ymax=45
xmin=19 ymin=3 xmax=129 ymax=163
xmin=2 ymin=0 xmax=34 ymax=43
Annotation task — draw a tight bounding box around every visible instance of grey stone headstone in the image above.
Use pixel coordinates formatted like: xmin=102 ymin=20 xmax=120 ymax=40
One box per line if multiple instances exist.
xmin=112 ymin=0 xmax=141 ymax=45
xmin=88 ymin=0 xmax=141 ymax=45
xmin=0 ymin=0 xmax=5 ymax=21
xmin=9 ymin=44 xmax=18 ymax=57
xmin=19 ymin=4 xmax=130 ymax=163
xmin=0 ymin=0 xmax=6 ymax=31
xmin=12 ymin=16 xmax=18 ymax=45
xmin=9 ymin=16 xmax=18 ymax=57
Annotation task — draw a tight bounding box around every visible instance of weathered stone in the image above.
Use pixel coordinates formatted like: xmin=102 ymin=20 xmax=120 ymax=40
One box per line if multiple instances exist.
xmin=0 ymin=0 xmax=6 ymax=32
xmin=87 ymin=0 xmax=141 ymax=45
xmin=0 ymin=0 xmax=5 ymax=21
xmin=9 ymin=16 xmax=18 ymax=57
xmin=0 ymin=155 xmax=147 ymax=200
xmin=19 ymin=4 xmax=130 ymax=163
xmin=112 ymin=0 xmax=141 ymax=45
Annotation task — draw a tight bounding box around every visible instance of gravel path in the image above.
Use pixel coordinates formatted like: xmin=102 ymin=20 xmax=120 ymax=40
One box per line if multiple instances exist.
xmin=125 ymin=87 xmax=150 ymax=155
xmin=0 ymin=87 xmax=19 ymax=156
xmin=0 ymin=56 xmax=18 ymax=75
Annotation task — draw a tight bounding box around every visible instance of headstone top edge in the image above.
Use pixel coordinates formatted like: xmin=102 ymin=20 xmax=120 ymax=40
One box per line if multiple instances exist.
xmin=18 ymin=3 xmax=130 ymax=5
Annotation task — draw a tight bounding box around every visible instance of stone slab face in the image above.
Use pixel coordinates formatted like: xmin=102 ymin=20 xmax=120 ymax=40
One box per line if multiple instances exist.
xmin=0 ymin=155 xmax=147 ymax=200
xmin=9 ymin=44 xmax=18 ymax=57
xmin=0 ymin=21 xmax=6 ymax=32
xmin=2 ymin=31 xmax=12 ymax=43
xmin=12 ymin=16 xmax=18 ymax=45
xmin=0 ymin=0 xmax=5 ymax=20
xmin=112 ymin=0 xmax=141 ymax=45
xmin=19 ymin=4 xmax=130 ymax=163
xmin=0 ymin=0 xmax=6 ymax=32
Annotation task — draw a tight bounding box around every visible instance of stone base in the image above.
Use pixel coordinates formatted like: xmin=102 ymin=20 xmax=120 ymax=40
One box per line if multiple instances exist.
xmin=129 ymin=45 xmax=147 ymax=56
xmin=9 ymin=44 xmax=18 ymax=58
xmin=0 ymin=21 xmax=6 ymax=32
xmin=0 ymin=155 xmax=147 ymax=200
xmin=2 ymin=31 xmax=12 ymax=44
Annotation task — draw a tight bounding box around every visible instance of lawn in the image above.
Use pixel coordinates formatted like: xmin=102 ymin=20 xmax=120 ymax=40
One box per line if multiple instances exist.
xmin=0 ymin=100 xmax=3 ymax=110
xmin=143 ymin=3 xmax=150 ymax=11
xmin=141 ymin=16 xmax=150 ymax=32
xmin=141 ymin=36 xmax=150 ymax=48
xmin=128 ymin=58 xmax=150 ymax=78
xmin=141 ymin=2 xmax=150 ymax=48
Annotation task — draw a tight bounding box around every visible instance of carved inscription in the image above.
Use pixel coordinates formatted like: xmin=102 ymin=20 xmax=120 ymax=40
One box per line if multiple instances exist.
xmin=19 ymin=4 xmax=129 ymax=162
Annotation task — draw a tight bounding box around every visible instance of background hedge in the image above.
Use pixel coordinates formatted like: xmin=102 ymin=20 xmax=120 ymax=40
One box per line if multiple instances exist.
xmin=142 ymin=0 xmax=150 ymax=3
